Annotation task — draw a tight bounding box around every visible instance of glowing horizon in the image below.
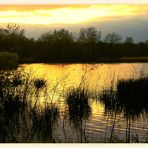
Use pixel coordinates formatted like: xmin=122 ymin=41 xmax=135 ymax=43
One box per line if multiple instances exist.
xmin=0 ymin=5 xmax=147 ymax=25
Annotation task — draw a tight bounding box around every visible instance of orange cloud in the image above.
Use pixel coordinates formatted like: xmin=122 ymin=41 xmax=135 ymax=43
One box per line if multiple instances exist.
xmin=0 ymin=5 xmax=147 ymax=25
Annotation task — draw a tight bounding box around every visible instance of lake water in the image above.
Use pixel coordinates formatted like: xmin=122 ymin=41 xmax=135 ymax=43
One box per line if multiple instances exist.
xmin=19 ymin=63 xmax=148 ymax=142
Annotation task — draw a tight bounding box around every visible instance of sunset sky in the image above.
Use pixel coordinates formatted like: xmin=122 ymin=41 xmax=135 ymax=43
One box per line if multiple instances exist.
xmin=0 ymin=4 xmax=148 ymax=42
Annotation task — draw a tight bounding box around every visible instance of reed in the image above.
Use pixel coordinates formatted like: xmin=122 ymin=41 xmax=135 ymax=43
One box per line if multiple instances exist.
xmin=66 ymin=87 xmax=91 ymax=142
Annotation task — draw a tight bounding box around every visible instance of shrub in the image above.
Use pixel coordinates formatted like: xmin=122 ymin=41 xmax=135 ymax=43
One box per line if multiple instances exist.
xmin=0 ymin=51 xmax=18 ymax=70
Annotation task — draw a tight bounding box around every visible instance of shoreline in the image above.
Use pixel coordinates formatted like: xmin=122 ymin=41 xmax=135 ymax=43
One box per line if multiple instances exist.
xmin=19 ymin=57 xmax=148 ymax=64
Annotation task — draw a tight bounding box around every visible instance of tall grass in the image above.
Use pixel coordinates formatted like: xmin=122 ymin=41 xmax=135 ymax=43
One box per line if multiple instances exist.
xmin=100 ymin=76 xmax=148 ymax=143
xmin=66 ymin=87 xmax=91 ymax=142
xmin=100 ymin=76 xmax=148 ymax=118
xmin=0 ymin=71 xmax=59 ymax=142
xmin=117 ymin=77 xmax=148 ymax=117
xmin=0 ymin=70 xmax=93 ymax=143
xmin=30 ymin=105 xmax=59 ymax=142
xmin=1 ymin=67 xmax=148 ymax=143
xmin=117 ymin=77 xmax=148 ymax=142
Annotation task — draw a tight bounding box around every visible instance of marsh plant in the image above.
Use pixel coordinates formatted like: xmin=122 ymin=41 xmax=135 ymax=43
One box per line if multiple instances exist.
xmin=1 ymin=67 xmax=148 ymax=143
xmin=100 ymin=88 xmax=122 ymax=142
xmin=30 ymin=105 xmax=59 ymax=142
xmin=66 ymin=87 xmax=91 ymax=142
xmin=0 ymin=71 xmax=59 ymax=142
xmin=100 ymin=76 xmax=148 ymax=143
xmin=34 ymin=78 xmax=46 ymax=91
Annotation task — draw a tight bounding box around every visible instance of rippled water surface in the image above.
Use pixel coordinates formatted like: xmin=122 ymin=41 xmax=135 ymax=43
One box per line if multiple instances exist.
xmin=19 ymin=63 xmax=148 ymax=142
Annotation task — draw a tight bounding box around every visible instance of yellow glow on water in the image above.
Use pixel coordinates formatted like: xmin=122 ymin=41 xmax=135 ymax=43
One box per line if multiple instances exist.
xmin=21 ymin=63 xmax=144 ymax=107
xmin=17 ymin=63 xmax=148 ymax=141
xmin=22 ymin=63 xmax=141 ymax=89
xmin=0 ymin=5 xmax=147 ymax=25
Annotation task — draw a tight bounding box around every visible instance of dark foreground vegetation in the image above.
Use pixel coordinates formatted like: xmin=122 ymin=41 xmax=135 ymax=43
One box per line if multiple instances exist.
xmin=0 ymin=24 xmax=148 ymax=66
xmin=0 ymin=68 xmax=148 ymax=143
xmin=100 ymin=77 xmax=148 ymax=142
xmin=0 ymin=70 xmax=60 ymax=142
xmin=101 ymin=77 xmax=148 ymax=118
xmin=0 ymin=51 xmax=18 ymax=69
xmin=0 ymin=70 xmax=92 ymax=142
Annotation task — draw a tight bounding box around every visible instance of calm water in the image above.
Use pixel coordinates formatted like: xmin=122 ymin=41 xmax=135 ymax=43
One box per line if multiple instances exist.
xmin=19 ymin=63 xmax=148 ymax=142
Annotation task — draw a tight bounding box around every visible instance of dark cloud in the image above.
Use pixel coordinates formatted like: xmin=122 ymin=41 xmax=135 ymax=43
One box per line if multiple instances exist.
xmin=23 ymin=17 xmax=148 ymax=42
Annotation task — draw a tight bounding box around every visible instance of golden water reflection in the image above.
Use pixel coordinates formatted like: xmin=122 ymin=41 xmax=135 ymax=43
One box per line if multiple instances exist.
xmin=20 ymin=63 xmax=148 ymax=108
xmin=19 ymin=63 xmax=148 ymax=141
xmin=21 ymin=63 xmax=147 ymax=88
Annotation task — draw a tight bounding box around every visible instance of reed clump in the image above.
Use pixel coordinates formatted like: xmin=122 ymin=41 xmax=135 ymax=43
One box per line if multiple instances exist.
xmin=66 ymin=88 xmax=91 ymax=123
xmin=0 ymin=71 xmax=59 ymax=142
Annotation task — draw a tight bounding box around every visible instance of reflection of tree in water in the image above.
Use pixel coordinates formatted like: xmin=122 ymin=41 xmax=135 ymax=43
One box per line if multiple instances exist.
xmin=66 ymin=88 xmax=91 ymax=142
xmin=100 ymin=77 xmax=148 ymax=142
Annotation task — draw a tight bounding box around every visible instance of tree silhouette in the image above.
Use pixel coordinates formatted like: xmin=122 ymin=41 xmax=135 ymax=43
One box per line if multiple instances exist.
xmin=78 ymin=27 xmax=101 ymax=43
xmin=124 ymin=37 xmax=134 ymax=44
xmin=0 ymin=24 xmax=148 ymax=64
xmin=104 ymin=33 xmax=122 ymax=45
xmin=38 ymin=29 xmax=74 ymax=44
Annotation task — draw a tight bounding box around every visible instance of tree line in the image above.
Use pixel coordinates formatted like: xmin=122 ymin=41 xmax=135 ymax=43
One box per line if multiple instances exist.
xmin=0 ymin=24 xmax=148 ymax=63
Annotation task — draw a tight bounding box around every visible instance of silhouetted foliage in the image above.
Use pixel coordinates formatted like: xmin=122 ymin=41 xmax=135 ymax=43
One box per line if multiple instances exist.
xmin=34 ymin=79 xmax=46 ymax=91
xmin=0 ymin=51 xmax=18 ymax=69
xmin=117 ymin=78 xmax=148 ymax=118
xmin=100 ymin=77 xmax=148 ymax=119
xmin=0 ymin=24 xmax=148 ymax=64
xmin=66 ymin=88 xmax=92 ymax=142
xmin=78 ymin=27 xmax=101 ymax=43
xmin=100 ymin=89 xmax=121 ymax=116
xmin=124 ymin=37 xmax=134 ymax=44
xmin=103 ymin=33 xmax=122 ymax=45
xmin=31 ymin=105 xmax=59 ymax=142
xmin=0 ymin=71 xmax=59 ymax=142
xmin=66 ymin=88 xmax=91 ymax=128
